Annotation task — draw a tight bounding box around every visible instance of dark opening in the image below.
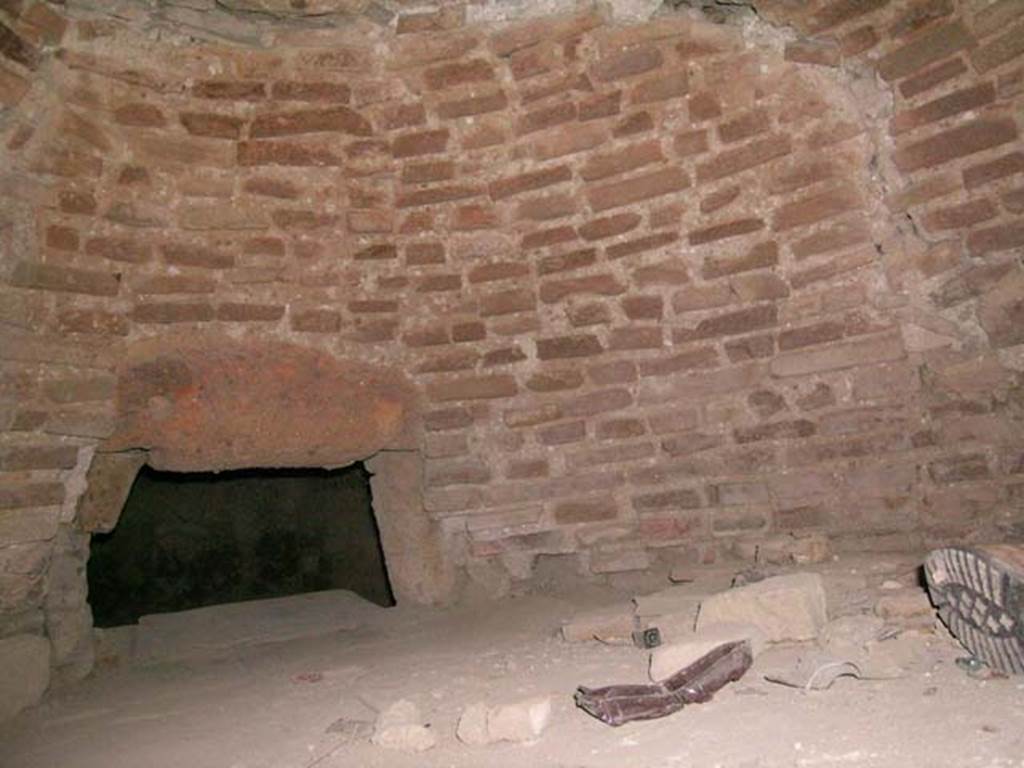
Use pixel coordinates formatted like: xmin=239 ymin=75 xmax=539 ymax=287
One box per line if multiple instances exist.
xmin=87 ymin=462 xmax=394 ymax=628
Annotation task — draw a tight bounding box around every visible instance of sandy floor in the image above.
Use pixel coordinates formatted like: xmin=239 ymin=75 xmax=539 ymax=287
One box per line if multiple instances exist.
xmin=4 ymin=554 xmax=1024 ymax=768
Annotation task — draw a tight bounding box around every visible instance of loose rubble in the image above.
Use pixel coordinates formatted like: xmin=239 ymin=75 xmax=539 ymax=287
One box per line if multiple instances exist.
xmin=370 ymin=699 xmax=436 ymax=753
xmin=697 ymin=573 xmax=828 ymax=642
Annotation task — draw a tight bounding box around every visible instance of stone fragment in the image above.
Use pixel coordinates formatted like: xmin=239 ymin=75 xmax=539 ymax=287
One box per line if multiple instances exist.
xmin=371 ymin=699 xmax=436 ymax=752
xmin=455 ymin=702 xmax=490 ymax=746
xmin=649 ymin=622 xmax=766 ymax=682
xmin=0 ymin=633 xmax=50 ymax=721
xmin=561 ymin=604 xmax=634 ymax=643
xmin=487 ymin=695 xmax=552 ymax=743
xmin=633 ymin=586 xmax=703 ymax=622
xmin=731 ymin=533 xmax=831 ymax=565
xmin=873 ymin=588 xmax=934 ymax=620
xmin=696 ymin=573 xmax=828 ymax=642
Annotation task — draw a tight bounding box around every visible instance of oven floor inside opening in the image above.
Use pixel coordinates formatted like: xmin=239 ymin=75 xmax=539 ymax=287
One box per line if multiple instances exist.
xmin=87 ymin=462 xmax=395 ymax=628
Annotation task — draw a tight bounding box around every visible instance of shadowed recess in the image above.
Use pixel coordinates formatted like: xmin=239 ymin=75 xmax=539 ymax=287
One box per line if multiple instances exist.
xmin=87 ymin=462 xmax=394 ymax=627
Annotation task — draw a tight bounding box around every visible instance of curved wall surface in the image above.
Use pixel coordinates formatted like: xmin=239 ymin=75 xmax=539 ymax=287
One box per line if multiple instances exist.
xmin=0 ymin=0 xmax=1022 ymax=685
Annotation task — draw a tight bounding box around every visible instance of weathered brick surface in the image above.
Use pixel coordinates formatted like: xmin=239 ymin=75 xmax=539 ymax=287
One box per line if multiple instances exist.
xmin=1 ymin=0 xmax=1023 ymax=626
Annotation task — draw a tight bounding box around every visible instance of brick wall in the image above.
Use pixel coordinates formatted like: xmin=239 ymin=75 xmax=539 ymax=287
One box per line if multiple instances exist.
xmin=0 ymin=0 xmax=1022 ymax=674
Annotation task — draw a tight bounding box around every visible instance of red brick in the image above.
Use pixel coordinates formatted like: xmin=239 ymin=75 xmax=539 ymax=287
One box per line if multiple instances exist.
xmin=539 ymin=274 xmax=625 ymax=303
xmin=216 ymin=302 xmax=284 ymax=322
xmin=554 ymin=496 xmax=618 ymax=524
xmin=524 ymin=370 xmax=583 ymax=393
xmin=633 ymin=488 xmax=702 ymax=512
xmin=609 ymin=327 xmax=663 ymax=350
xmin=180 ymin=112 xmax=242 ymax=139
xmin=634 ymin=261 xmax=691 ymax=287
xmin=519 ymin=72 xmax=590 ymax=106
xmin=530 ymin=122 xmax=606 ymax=161
xmin=251 ymin=106 xmax=371 ymax=138
xmin=392 ymin=129 xmax=449 ymax=158
xmin=895 ymin=118 xmax=1018 ymax=173
xmin=1004 ymin=186 xmax=1024 ymax=212
xmin=423 ymin=58 xmax=494 ymax=90
xmin=489 ymin=9 xmax=603 ymax=56
xmin=898 ymin=57 xmax=968 ymax=99
xmin=772 ymin=329 xmax=905 ymax=377
xmin=437 ymin=90 xmax=509 ymax=119
xmin=521 ymin=225 xmax=577 ymax=250
xmin=193 ymin=80 xmax=265 ymax=100
xmin=517 ymin=101 xmax=576 ymax=135
xmin=579 ymin=90 xmax=622 ymax=121
xmin=579 ymin=212 xmax=641 ymax=241
xmin=689 ymin=218 xmax=764 ymax=245
xmin=132 ymin=302 xmax=214 ymax=324
xmin=427 ymin=374 xmax=517 ymax=402
xmin=886 ymin=173 xmax=959 ymax=211
xmin=85 ymin=236 xmax=149 ymax=264
xmin=480 ymin=288 xmax=535 ymax=316
xmin=134 ymin=275 xmax=215 ymax=295
xmin=687 ymin=91 xmax=721 ymax=121
xmin=591 ymin=46 xmax=662 ymax=82
xmin=568 ymin=302 xmax=610 ymax=327
xmin=10 ymin=261 xmax=119 ymax=296
xmin=161 ymin=243 xmax=233 ymax=269
xmin=888 ymin=0 xmax=954 ymax=39
xmin=971 ymin=22 xmax=1024 ymax=73
xmin=396 ymin=7 xmax=462 ymax=35
xmin=489 ymin=165 xmax=571 ymax=201
xmin=614 ymin=111 xmax=654 ymax=138
xmin=376 ymin=102 xmax=427 ymax=130
xmin=537 ymin=421 xmax=586 ymax=446
xmin=588 ymin=361 xmax=637 ymax=386
xmin=696 ymin=134 xmax=791 ymax=183
xmin=630 ymin=72 xmax=688 ymax=104
xmin=417 ymin=274 xmax=462 ymax=292
xmin=424 ymin=407 xmax=474 ymax=432
xmin=516 ymin=192 xmax=577 ymax=221
xmin=57 ymin=189 xmax=96 ymax=215
xmin=690 ymin=304 xmax=777 ymax=340
xmin=790 ymin=246 xmax=874 ymax=289
xmin=923 ymin=198 xmax=998 ymax=231
xmin=270 ymin=81 xmax=350 ymax=102
xmin=621 ymin=295 xmax=663 ymax=321
xmin=702 ymin=241 xmax=778 ymax=278
xmin=353 ymin=243 xmax=397 ymax=261
xmin=890 ymin=83 xmax=996 ymax=136
xmin=638 ymin=346 xmax=718 ymax=377
xmin=538 ymin=248 xmax=597 ymax=276
xmin=113 ymin=102 xmax=165 ymax=127
xmin=792 ymin=218 xmax=870 ymax=260
xmin=238 ymin=140 xmax=341 ymax=167
xmin=928 ymin=453 xmax=991 ymax=484
xmin=719 ymin=108 xmax=770 ymax=144
xmin=396 ymin=184 xmax=480 ymax=208
xmin=808 ymin=0 xmax=888 ymax=31
xmin=963 ymin=151 xmax=1024 ymax=189
xmin=536 ymin=334 xmax=603 ymax=359
xmin=840 ymin=25 xmax=880 ymax=56
xmin=785 ymin=38 xmax=841 ymax=67
xmin=400 ymin=160 xmax=454 ymax=184
xmin=606 ymin=232 xmax=678 ymax=260
xmin=0 ymin=483 xmax=64 ymax=509
xmin=967 ymin=222 xmax=1024 ymax=256
xmin=772 ymin=187 xmax=861 ymax=231
xmin=468 ymin=261 xmax=529 ymax=283
xmin=291 ymin=309 xmax=341 ymax=333
xmin=877 ymin=22 xmax=973 ymax=81
xmin=56 ymin=309 xmax=128 ymax=336
xmin=700 ymin=185 xmax=741 ymax=215
xmin=44 ymin=225 xmax=77 ymax=252
xmin=587 ymin=167 xmax=689 ymax=212
xmin=0 ymin=21 xmax=40 ymax=69
xmin=580 ymin=140 xmax=664 ymax=182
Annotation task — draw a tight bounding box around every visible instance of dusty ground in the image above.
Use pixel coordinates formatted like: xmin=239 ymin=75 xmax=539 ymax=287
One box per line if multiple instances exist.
xmin=4 ymin=553 xmax=1024 ymax=768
